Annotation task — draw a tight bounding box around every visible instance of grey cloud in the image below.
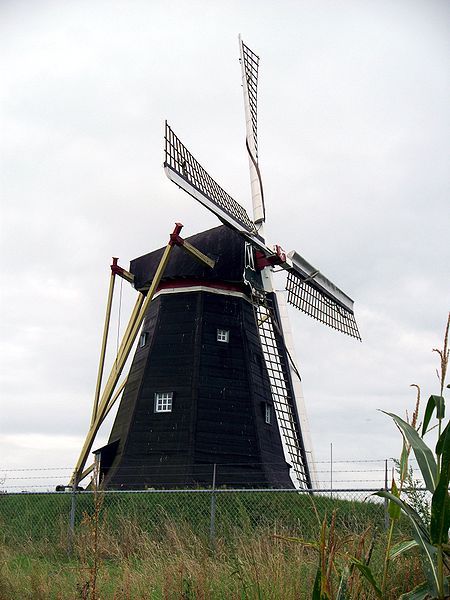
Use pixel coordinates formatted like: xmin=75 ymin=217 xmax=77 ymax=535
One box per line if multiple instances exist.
xmin=1 ymin=0 xmax=449 ymax=474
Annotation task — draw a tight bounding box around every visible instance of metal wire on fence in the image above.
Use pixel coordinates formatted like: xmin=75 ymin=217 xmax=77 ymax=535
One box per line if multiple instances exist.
xmin=0 ymin=461 xmax=432 ymax=600
xmin=0 ymin=458 xmax=424 ymax=492
xmin=0 ymin=483 xmax=432 ymax=599
xmin=0 ymin=486 xmax=430 ymax=546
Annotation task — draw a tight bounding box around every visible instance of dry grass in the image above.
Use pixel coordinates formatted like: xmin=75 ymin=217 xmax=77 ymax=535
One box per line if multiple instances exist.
xmin=0 ymin=481 xmax=426 ymax=599
xmin=0 ymin=526 xmax=313 ymax=599
xmin=0 ymin=514 xmax=425 ymax=600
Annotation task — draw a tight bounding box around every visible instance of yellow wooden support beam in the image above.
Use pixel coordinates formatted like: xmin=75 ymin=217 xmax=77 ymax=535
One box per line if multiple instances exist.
xmin=116 ymin=267 xmax=134 ymax=284
xmin=76 ymin=379 xmax=128 ymax=486
xmin=70 ymin=224 xmax=183 ymax=486
xmin=70 ymin=298 xmax=143 ymax=487
xmin=104 ymin=376 xmax=127 ymax=419
xmin=111 ymin=292 xmax=145 ymax=376
xmin=79 ymin=463 xmax=94 ymax=482
xmin=181 ymin=239 xmax=215 ymax=269
xmin=91 ymin=261 xmax=117 ymax=427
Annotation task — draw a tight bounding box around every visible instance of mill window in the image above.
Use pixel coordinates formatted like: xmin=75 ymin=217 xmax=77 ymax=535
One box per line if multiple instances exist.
xmin=139 ymin=332 xmax=148 ymax=348
xmin=154 ymin=392 xmax=173 ymax=413
xmin=217 ymin=329 xmax=229 ymax=343
xmin=265 ymin=403 xmax=272 ymax=425
xmin=245 ymin=242 xmax=255 ymax=270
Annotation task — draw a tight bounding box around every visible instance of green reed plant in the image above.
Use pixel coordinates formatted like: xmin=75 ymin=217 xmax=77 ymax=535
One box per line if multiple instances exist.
xmin=392 ymin=459 xmax=430 ymax=527
xmin=276 ymin=508 xmax=381 ymax=600
xmin=357 ymin=313 xmax=450 ymax=600
xmin=76 ymin=465 xmax=104 ymax=600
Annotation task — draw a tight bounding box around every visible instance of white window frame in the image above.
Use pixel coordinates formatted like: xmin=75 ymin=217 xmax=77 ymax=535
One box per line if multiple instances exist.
xmin=265 ymin=403 xmax=272 ymax=425
xmin=139 ymin=332 xmax=148 ymax=348
xmin=245 ymin=242 xmax=255 ymax=271
xmin=217 ymin=328 xmax=229 ymax=343
xmin=154 ymin=391 xmax=173 ymax=413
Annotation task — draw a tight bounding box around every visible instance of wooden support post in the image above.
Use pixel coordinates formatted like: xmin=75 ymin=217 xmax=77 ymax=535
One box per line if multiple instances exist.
xmin=91 ymin=260 xmax=117 ymax=427
xmin=80 ymin=463 xmax=95 ymax=482
xmin=103 ymin=377 xmax=128 ymax=419
xmin=209 ymin=463 xmax=217 ymax=547
xmin=70 ymin=224 xmax=183 ymax=486
xmin=181 ymin=239 xmax=215 ymax=268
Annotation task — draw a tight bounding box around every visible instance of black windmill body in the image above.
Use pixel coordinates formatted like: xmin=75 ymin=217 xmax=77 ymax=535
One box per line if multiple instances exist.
xmin=98 ymin=226 xmax=295 ymax=489
xmin=71 ymin=38 xmax=361 ymax=491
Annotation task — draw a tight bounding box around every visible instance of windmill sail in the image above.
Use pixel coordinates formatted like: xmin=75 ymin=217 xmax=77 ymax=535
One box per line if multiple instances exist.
xmin=164 ymin=122 xmax=360 ymax=340
xmin=255 ymin=293 xmax=312 ymax=488
xmin=239 ymin=36 xmax=265 ymax=225
xmin=240 ymin=39 xmax=259 ymax=161
xmin=286 ymin=251 xmax=361 ymax=340
xmin=164 ymin=122 xmax=258 ymax=237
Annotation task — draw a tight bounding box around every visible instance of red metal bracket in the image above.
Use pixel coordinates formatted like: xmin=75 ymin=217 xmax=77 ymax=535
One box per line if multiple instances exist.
xmin=110 ymin=257 xmax=121 ymax=275
xmin=255 ymin=245 xmax=287 ymax=270
xmin=169 ymin=222 xmax=184 ymax=246
xmin=110 ymin=257 xmax=134 ymax=284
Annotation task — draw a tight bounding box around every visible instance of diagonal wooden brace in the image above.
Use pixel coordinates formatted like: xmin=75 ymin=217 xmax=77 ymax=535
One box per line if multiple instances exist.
xmin=70 ymin=224 xmax=185 ymax=486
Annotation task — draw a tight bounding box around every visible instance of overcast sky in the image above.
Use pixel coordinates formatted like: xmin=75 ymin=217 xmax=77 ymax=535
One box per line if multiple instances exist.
xmin=1 ymin=0 xmax=449 ymax=489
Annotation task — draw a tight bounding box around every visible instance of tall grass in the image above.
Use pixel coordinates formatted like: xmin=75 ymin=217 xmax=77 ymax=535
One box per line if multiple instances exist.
xmin=0 ymin=505 xmax=424 ymax=599
xmin=0 ymin=490 xmax=390 ymax=549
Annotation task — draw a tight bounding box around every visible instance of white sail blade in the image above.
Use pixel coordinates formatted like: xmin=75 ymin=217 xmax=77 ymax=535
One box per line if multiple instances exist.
xmin=239 ymin=36 xmax=265 ymax=225
xmin=164 ymin=122 xmax=257 ymax=236
xmin=256 ymin=292 xmax=313 ymax=489
xmin=286 ymin=250 xmax=361 ymax=340
xmin=275 ymin=290 xmax=317 ymax=487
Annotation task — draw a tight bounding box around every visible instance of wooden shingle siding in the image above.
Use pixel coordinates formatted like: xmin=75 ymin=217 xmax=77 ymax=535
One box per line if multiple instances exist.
xmin=95 ymin=226 xmax=292 ymax=489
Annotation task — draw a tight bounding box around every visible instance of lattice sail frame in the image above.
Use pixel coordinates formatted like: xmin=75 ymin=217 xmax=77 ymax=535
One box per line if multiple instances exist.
xmin=255 ymin=294 xmax=312 ymax=489
xmin=286 ymin=271 xmax=361 ymax=340
xmin=239 ymin=37 xmax=265 ymax=225
xmin=164 ymin=122 xmax=257 ymax=236
xmin=164 ymin=121 xmax=360 ymax=340
xmin=241 ymin=40 xmax=259 ymax=161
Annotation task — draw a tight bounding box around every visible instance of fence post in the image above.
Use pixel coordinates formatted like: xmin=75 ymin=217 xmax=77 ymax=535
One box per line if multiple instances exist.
xmin=384 ymin=459 xmax=389 ymax=530
xmin=330 ymin=442 xmax=333 ymax=499
xmin=68 ymin=485 xmax=77 ymax=555
xmin=209 ymin=463 xmax=217 ymax=547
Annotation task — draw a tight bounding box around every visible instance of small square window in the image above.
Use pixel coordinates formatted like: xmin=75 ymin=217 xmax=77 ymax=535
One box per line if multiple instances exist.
xmin=265 ymin=403 xmax=272 ymax=425
xmin=217 ymin=329 xmax=229 ymax=343
xmin=139 ymin=332 xmax=148 ymax=348
xmin=155 ymin=392 xmax=173 ymax=413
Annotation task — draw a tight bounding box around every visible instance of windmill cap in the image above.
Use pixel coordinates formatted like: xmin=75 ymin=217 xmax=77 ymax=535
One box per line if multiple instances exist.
xmin=130 ymin=225 xmax=249 ymax=293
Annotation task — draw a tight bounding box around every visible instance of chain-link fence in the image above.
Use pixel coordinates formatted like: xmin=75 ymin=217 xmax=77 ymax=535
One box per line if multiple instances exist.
xmin=0 ymin=484 xmax=430 ymax=598
xmin=0 ymin=460 xmax=431 ymax=598
xmin=1 ymin=486 xmax=429 ymax=549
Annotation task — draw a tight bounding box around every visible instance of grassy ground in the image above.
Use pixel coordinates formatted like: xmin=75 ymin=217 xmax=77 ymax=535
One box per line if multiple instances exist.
xmin=0 ymin=525 xmax=425 ymax=599
xmin=0 ymin=491 xmax=424 ymax=599
xmin=0 ymin=490 xmax=391 ymax=545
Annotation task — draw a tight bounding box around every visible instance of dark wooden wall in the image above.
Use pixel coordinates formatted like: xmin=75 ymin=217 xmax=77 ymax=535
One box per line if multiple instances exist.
xmin=97 ymin=290 xmax=293 ymax=489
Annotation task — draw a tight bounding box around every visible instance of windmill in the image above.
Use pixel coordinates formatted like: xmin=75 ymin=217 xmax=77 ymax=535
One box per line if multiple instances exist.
xmin=69 ymin=37 xmax=360 ymax=491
